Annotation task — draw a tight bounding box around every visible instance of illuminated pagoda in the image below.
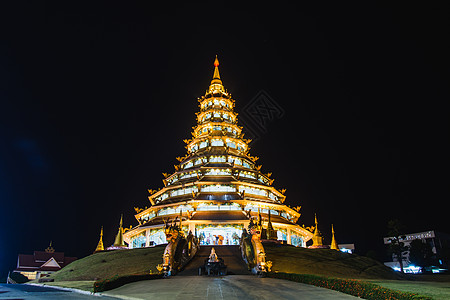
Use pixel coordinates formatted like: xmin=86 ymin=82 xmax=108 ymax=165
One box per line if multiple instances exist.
xmin=124 ymin=57 xmax=313 ymax=248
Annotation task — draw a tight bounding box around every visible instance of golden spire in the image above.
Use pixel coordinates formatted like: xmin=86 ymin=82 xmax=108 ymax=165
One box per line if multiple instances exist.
xmin=330 ymin=224 xmax=339 ymax=250
xmin=113 ymin=215 xmax=126 ymax=247
xmin=211 ymin=55 xmax=222 ymax=84
xmin=95 ymin=226 xmax=105 ymax=253
xmin=208 ymin=55 xmax=226 ymax=94
xmin=312 ymin=214 xmax=323 ymax=247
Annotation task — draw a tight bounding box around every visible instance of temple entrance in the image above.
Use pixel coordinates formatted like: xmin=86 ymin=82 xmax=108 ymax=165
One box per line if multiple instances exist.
xmin=196 ymin=225 xmax=241 ymax=245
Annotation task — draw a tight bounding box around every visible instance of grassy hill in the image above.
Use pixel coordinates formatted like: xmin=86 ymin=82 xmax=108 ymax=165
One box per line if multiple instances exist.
xmin=44 ymin=245 xmax=165 ymax=282
xmin=264 ymin=243 xmax=401 ymax=280
xmin=46 ymin=243 xmax=399 ymax=283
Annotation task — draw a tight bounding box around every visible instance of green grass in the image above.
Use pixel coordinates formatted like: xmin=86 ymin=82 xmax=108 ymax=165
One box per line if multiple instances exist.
xmin=368 ymin=280 xmax=450 ymax=300
xmin=269 ymin=273 xmax=433 ymax=300
xmin=42 ymin=245 xmax=165 ymax=282
xmin=264 ymin=243 xmax=401 ymax=280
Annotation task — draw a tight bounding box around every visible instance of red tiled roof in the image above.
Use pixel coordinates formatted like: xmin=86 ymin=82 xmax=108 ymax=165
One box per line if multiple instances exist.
xmin=15 ymin=251 xmax=77 ymax=272
xmin=34 ymin=251 xmax=64 ymax=262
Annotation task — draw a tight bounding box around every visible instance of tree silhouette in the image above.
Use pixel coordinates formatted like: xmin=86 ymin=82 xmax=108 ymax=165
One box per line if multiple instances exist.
xmin=387 ymin=219 xmax=408 ymax=273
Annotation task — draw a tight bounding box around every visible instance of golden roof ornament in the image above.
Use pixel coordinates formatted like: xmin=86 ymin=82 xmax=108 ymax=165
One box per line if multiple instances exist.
xmin=94 ymin=226 xmax=105 ymax=253
xmin=45 ymin=241 xmax=55 ymax=253
xmin=330 ymin=224 xmax=339 ymax=250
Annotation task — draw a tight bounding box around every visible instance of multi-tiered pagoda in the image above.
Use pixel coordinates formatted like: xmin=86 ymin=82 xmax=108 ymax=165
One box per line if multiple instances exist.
xmin=123 ymin=57 xmax=313 ymax=248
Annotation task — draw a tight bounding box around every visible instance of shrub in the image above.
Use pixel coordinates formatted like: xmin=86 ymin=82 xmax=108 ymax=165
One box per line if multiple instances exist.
xmin=267 ymin=272 xmax=432 ymax=300
xmin=93 ymin=273 xmax=163 ymax=292
xmin=9 ymin=272 xmax=30 ymax=283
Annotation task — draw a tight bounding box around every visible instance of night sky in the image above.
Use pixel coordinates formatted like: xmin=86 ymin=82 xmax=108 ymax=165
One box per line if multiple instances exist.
xmin=1 ymin=2 xmax=449 ymax=278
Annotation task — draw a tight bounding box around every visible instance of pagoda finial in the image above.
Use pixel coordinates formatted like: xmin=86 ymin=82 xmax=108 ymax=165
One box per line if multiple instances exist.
xmin=95 ymin=226 xmax=105 ymax=253
xmin=330 ymin=224 xmax=339 ymax=250
xmin=214 ymin=55 xmax=219 ymax=67
xmin=211 ymin=55 xmax=222 ymax=84
xmin=208 ymin=55 xmax=225 ymax=94
xmin=113 ymin=215 xmax=126 ymax=247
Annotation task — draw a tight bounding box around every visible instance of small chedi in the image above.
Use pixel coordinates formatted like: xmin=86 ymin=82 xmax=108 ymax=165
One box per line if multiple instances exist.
xmin=106 ymin=215 xmax=128 ymax=251
xmin=307 ymin=214 xmax=339 ymax=249
xmin=330 ymin=224 xmax=339 ymax=250
xmin=94 ymin=227 xmax=104 ymax=253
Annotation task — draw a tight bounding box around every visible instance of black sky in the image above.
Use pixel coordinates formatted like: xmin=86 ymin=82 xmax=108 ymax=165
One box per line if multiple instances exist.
xmin=1 ymin=2 xmax=449 ymax=277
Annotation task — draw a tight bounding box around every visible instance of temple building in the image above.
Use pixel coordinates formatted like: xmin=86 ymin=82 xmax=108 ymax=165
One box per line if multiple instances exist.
xmin=123 ymin=57 xmax=313 ymax=248
xmin=13 ymin=242 xmax=77 ymax=280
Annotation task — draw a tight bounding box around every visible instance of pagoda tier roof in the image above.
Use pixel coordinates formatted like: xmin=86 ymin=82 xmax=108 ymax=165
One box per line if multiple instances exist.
xmin=131 ymin=210 xmax=298 ymax=235
xmin=247 ymin=212 xmax=296 ymax=226
xmin=139 ymin=216 xmax=170 ymax=227
xmin=151 ymin=192 xmax=283 ymax=206
xmin=180 ymin=146 xmax=248 ymax=160
xmin=190 ymin=211 xmax=249 ymax=221
xmin=196 ymin=193 xmax=242 ymax=201
xmin=134 ymin=211 xmax=296 ymax=225
xmin=199 ymin=91 xmax=233 ymax=100
xmin=165 ymin=163 xmax=265 ymax=180
xmin=136 ymin=211 xmax=248 ymax=227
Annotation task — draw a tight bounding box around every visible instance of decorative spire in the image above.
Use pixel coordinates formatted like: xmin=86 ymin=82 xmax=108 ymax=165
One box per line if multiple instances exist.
xmin=209 ymin=55 xmax=225 ymax=94
xmin=113 ymin=215 xmax=126 ymax=247
xmin=312 ymin=214 xmax=324 ymax=247
xmin=330 ymin=224 xmax=339 ymax=250
xmin=211 ymin=55 xmax=222 ymax=84
xmin=95 ymin=226 xmax=105 ymax=253
xmin=45 ymin=241 xmax=55 ymax=253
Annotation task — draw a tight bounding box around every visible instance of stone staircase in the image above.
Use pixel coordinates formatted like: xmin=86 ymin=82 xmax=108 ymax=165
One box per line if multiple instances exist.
xmin=178 ymin=245 xmax=251 ymax=276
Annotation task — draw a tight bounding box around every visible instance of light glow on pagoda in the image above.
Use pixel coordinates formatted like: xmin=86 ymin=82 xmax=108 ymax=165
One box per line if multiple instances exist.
xmin=123 ymin=57 xmax=313 ymax=248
